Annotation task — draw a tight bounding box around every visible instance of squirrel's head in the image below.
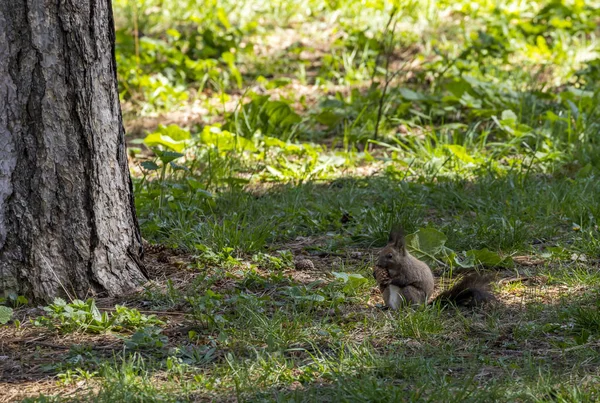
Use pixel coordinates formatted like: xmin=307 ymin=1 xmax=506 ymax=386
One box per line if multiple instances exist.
xmin=377 ymin=227 xmax=408 ymax=270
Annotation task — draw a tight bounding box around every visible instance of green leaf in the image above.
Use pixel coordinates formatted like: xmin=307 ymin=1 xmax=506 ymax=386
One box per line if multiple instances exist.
xmin=144 ymin=125 xmax=190 ymax=152
xmin=155 ymin=150 xmax=185 ymax=164
xmin=166 ymin=29 xmax=181 ymax=40
xmin=144 ymin=133 xmax=186 ymax=152
xmin=140 ymin=161 xmax=160 ymax=171
xmin=399 ymin=88 xmax=426 ymax=101
xmin=53 ymin=297 xmax=67 ymax=307
xmin=200 ymin=127 xmax=257 ymax=152
xmin=576 ymin=163 xmax=593 ymax=178
xmin=406 ymin=228 xmax=448 ymax=257
xmin=316 ymin=111 xmax=343 ymax=127
xmin=158 ymin=124 xmax=191 ymax=141
xmin=501 ymin=110 xmax=518 ymax=122
xmin=444 ymin=145 xmax=475 ymax=163
xmin=544 ymin=110 xmax=567 ymax=123
xmin=0 ymin=306 xmax=13 ymax=325
xmin=264 ymin=101 xmax=301 ymax=127
xmin=222 ymin=51 xmax=235 ymax=66
xmin=263 ymin=136 xmax=302 ymax=152
xmin=447 ymin=251 xmax=475 ymax=268
xmin=466 ymin=248 xmax=513 ymax=268
xmin=331 ymin=272 xmax=368 ymax=293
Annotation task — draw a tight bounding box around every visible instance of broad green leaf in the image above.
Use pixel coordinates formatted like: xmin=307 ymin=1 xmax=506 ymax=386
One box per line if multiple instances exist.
xmin=331 ymin=272 xmax=350 ymax=282
xmin=140 ymin=161 xmax=160 ymax=171
xmin=544 ymin=110 xmax=567 ymax=122
xmin=157 ymin=124 xmax=190 ymax=141
xmin=200 ymin=127 xmax=257 ymax=152
xmin=466 ymin=248 xmax=513 ymax=268
xmin=566 ymin=87 xmax=593 ymax=99
xmin=447 ymin=251 xmax=475 ymax=268
xmin=0 ymin=306 xmax=13 ymax=325
xmin=155 ymin=150 xmax=185 ymax=164
xmin=264 ymin=101 xmax=301 ymax=127
xmin=186 ymin=178 xmax=214 ymax=198
xmin=332 ymin=272 xmax=368 ymax=293
xmin=54 ymin=297 xmax=67 ymax=307
xmin=263 ymin=136 xmax=287 ymax=148
xmin=144 ymin=133 xmax=187 ymax=152
xmin=406 ymin=228 xmax=448 ymax=257
xmin=576 ymin=163 xmax=593 ymax=178
xmin=459 ymin=92 xmax=482 ymax=108
xmin=399 ymin=88 xmax=426 ymax=101
xmin=446 ymin=78 xmax=472 ymax=98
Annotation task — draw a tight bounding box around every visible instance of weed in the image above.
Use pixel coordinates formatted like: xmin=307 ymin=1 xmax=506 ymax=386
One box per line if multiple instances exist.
xmin=33 ymin=298 xmax=164 ymax=334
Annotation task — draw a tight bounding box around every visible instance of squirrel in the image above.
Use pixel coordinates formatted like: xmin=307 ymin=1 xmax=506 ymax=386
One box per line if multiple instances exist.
xmin=373 ymin=228 xmax=495 ymax=309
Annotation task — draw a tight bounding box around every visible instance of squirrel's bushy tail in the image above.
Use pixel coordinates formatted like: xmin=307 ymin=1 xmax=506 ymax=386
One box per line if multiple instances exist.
xmin=434 ymin=273 xmax=495 ymax=307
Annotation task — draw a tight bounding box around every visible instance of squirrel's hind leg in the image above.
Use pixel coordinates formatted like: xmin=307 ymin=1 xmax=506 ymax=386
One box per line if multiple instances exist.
xmin=384 ymin=285 xmax=427 ymax=309
xmin=384 ymin=285 xmax=404 ymax=310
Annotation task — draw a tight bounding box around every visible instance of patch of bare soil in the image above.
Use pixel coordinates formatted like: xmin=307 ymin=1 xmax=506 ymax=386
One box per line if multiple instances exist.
xmin=0 ymin=320 xmax=112 ymax=402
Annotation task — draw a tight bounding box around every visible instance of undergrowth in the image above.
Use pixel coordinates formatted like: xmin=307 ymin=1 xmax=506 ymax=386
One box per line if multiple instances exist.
xmin=4 ymin=0 xmax=600 ymax=402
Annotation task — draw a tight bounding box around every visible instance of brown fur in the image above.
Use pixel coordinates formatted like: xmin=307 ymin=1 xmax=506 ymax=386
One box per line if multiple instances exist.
xmin=374 ymin=227 xmax=434 ymax=306
xmin=374 ymin=227 xmax=495 ymax=309
xmin=434 ymin=273 xmax=496 ymax=306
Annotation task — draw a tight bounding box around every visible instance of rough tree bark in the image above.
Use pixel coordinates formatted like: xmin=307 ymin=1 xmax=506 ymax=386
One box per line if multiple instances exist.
xmin=0 ymin=1 xmax=147 ymax=301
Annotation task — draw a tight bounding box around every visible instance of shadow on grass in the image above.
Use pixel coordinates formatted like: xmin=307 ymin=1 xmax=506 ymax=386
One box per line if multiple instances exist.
xmin=136 ymin=173 xmax=600 ymax=258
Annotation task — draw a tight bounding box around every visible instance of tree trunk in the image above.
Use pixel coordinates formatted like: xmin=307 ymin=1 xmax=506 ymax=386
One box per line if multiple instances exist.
xmin=0 ymin=1 xmax=147 ymax=301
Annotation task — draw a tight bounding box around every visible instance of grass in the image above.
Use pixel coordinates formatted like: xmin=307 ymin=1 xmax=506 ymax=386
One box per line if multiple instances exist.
xmin=2 ymin=0 xmax=600 ymax=401
xmin=137 ymin=174 xmax=600 ymax=255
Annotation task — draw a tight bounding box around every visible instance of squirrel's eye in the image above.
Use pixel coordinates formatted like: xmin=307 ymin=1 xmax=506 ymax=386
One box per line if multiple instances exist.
xmin=386 ymin=253 xmax=393 ymax=259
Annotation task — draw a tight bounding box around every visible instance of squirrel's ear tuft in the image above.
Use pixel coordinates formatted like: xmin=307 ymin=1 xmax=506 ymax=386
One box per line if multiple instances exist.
xmin=388 ymin=226 xmax=406 ymax=253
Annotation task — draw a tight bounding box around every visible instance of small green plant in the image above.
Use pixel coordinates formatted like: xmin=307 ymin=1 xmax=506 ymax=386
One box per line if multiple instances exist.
xmin=33 ymin=298 xmax=164 ymax=334
xmin=225 ymin=93 xmax=302 ymax=141
xmin=1 ymin=294 xmax=29 ymax=308
xmin=252 ymin=250 xmax=294 ymax=271
xmin=176 ymin=344 xmax=218 ymax=366
xmin=125 ymin=326 xmax=168 ymax=351
xmin=57 ymin=368 xmax=98 ymax=386
xmin=186 ymin=290 xmax=228 ymax=331
xmin=280 ymin=282 xmax=327 ymax=306
xmin=33 ymin=298 xmax=114 ymax=333
xmin=331 ymin=271 xmax=370 ymax=296
xmin=113 ymin=305 xmax=165 ymax=330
